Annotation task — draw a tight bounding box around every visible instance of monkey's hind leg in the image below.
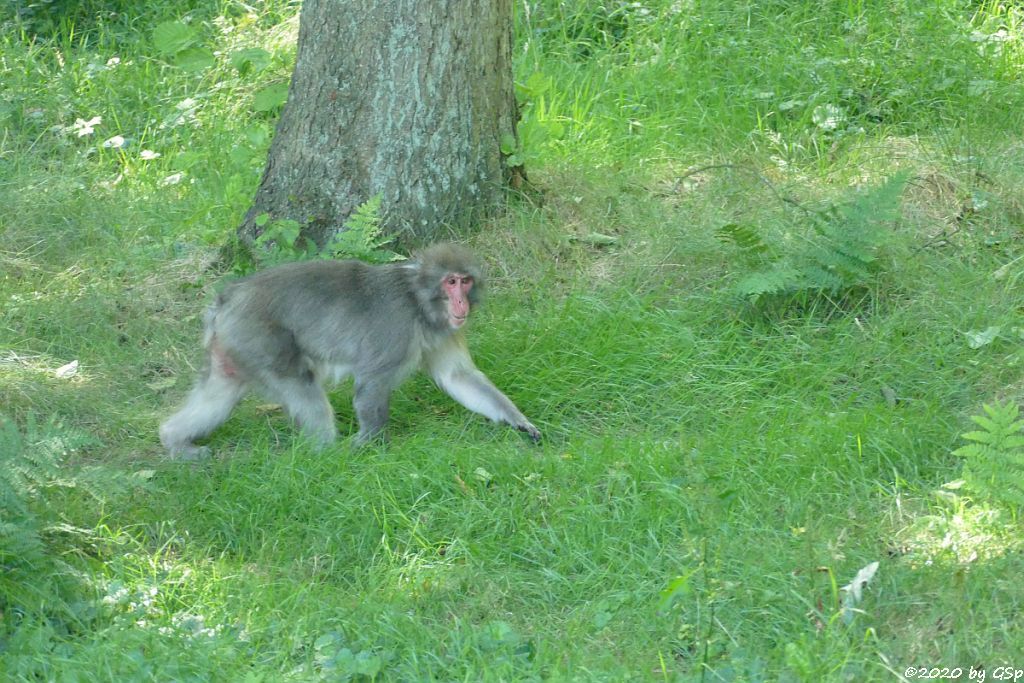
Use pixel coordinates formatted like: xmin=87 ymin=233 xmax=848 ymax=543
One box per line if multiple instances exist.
xmin=260 ymin=372 xmax=338 ymax=449
xmin=352 ymin=377 xmax=393 ymax=446
xmin=160 ymin=368 xmax=247 ymax=460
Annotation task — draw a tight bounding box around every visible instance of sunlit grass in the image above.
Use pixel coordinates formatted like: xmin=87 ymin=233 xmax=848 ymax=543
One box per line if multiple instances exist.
xmin=2 ymin=0 xmax=1024 ymax=679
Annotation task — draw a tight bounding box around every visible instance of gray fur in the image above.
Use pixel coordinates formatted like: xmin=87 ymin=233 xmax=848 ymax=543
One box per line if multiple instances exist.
xmin=159 ymin=244 xmax=539 ymax=457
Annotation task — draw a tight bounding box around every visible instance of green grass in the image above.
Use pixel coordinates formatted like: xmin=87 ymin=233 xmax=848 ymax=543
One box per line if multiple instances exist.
xmin=3 ymin=0 xmax=1024 ymax=679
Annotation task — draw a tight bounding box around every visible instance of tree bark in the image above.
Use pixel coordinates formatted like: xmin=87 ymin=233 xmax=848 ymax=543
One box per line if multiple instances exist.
xmin=238 ymin=0 xmax=519 ymax=246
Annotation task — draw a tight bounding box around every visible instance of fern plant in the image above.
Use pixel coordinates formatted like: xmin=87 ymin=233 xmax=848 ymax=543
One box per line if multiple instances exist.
xmin=244 ymin=195 xmax=402 ymax=270
xmin=954 ymin=401 xmax=1024 ymax=510
xmin=324 ymin=194 xmax=403 ymax=263
xmin=0 ymin=415 xmax=116 ymax=618
xmin=729 ymin=172 xmax=909 ymax=306
xmin=714 ymin=222 xmax=771 ymax=264
xmin=254 ymin=216 xmax=315 ymax=266
xmin=0 ymin=417 xmax=51 ymax=571
xmin=0 ymin=415 xmax=85 ymax=614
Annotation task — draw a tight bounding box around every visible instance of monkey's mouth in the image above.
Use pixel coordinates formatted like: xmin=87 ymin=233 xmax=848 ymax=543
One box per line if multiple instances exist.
xmin=450 ymin=315 xmax=467 ymax=327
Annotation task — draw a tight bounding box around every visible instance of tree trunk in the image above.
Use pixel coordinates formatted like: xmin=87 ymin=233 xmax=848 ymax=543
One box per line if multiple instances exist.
xmin=238 ymin=0 xmax=519 ymax=246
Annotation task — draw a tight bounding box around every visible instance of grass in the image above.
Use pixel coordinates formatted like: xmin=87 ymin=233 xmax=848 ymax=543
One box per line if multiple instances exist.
xmin=3 ymin=0 xmax=1024 ymax=679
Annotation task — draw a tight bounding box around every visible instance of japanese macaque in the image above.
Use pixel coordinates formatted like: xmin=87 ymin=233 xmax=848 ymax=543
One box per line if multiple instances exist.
xmin=159 ymin=244 xmax=540 ymax=458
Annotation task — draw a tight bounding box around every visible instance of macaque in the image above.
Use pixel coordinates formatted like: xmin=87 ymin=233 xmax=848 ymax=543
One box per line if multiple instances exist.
xmin=159 ymin=243 xmax=540 ymax=458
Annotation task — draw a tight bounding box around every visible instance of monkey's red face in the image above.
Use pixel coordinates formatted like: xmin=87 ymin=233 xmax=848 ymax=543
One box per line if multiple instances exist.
xmin=442 ymin=273 xmax=473 ymax=328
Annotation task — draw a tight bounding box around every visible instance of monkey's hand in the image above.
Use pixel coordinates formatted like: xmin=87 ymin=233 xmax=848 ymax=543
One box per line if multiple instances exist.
xmin=517 ymin=421 xmax=541 ymax=443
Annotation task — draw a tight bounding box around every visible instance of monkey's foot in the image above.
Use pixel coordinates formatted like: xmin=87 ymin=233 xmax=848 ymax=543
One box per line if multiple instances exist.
xmin=167 ymin=444 xmax=212 ymax=461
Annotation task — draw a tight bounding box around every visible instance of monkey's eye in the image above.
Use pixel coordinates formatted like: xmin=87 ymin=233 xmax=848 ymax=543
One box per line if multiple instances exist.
xmin=462 ymin=276 xmax=473 ymax=286
xmin=446 ymin=277 xmax=458 ymax=286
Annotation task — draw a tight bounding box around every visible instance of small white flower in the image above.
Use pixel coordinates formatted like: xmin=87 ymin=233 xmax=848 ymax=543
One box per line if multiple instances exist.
xmin=72 ymin=116 xmax=102 ymax=137
xmin=160 ymin=172 xmax=185 ymax=186
xmin=99 ymin=174 xmax=124 ymax=190
xmin=812 ymin=104 xmax=845 ymax=131
xmin=106 ymin=56 xmax=121 ymax=67
xmin=102 ymin=135 xmax=126 ymax=149
xmin=102 ymin=585 xmax=129 ymax=605
xmin=140 ymin=149 xmax=161 ymax=160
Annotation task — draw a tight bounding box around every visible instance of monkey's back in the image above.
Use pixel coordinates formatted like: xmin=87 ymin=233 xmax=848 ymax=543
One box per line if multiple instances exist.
xmin=210 ymin=259 xmax=439 ymax=377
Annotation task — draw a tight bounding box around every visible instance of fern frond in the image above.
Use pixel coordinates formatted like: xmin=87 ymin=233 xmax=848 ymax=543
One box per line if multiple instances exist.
xmin=970 ymin=415 xmax=1002 ymax=433
xmin=960 ymin=430 xmax=997 ymax=445
xmin=733 ymin=267 xmax=804 ymax=299
xmin=841 ymin=170 xmax=909 ymax=226
xmin=715 ymin=223 xmax=770 ymax=262
xmin=954 ymin=401 xmax=1024 ymax=510
xmin=342 ymin=194 xmax=383 ymax=234
xmin=788 ymin=264 xmax=844 ymax=293
xmin=326 ymin=194 xmax=403 ymax=263
xmin=986 ymin=400 xmax=1020 ymax=420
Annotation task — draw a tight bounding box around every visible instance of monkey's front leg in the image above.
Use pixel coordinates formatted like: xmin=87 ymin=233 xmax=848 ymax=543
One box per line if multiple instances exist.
xmin=426 ymin=338 xmax=541 ymax=442
xmin=446 ymin=369 xmax=541 ymax=442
